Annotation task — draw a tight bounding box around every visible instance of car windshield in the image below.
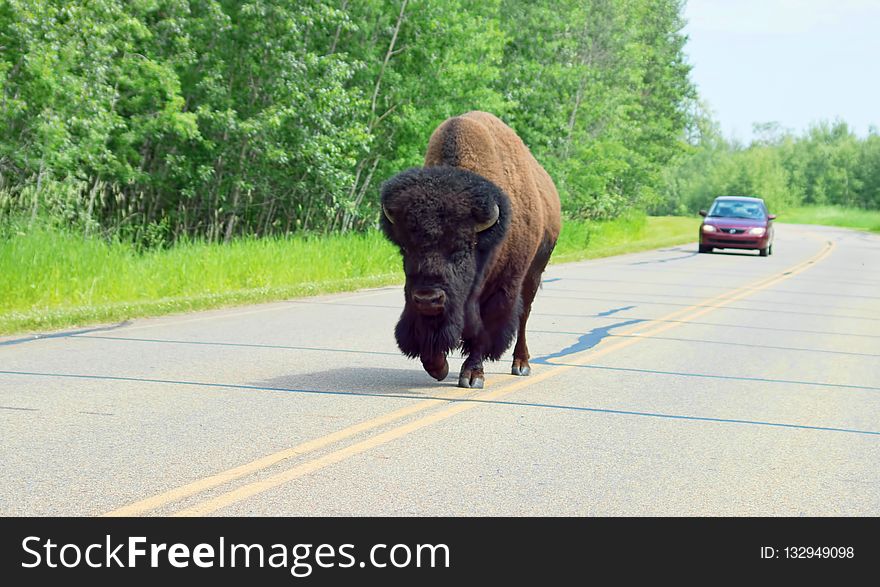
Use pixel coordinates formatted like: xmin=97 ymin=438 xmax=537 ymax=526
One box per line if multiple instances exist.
xmin=707 ymin=200 xmax=766 ymax=219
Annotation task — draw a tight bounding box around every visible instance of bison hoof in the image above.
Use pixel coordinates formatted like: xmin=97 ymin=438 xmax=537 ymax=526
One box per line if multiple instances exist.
xmin=422 ymin=357 xmax=449 ymax=381
xmin=511 ymin=359 xmax=531 ymax=377
xmin=510 ymin=359 xmax=532 ymax=377
xmin=457 ymin=369 xmax=484 ymax=389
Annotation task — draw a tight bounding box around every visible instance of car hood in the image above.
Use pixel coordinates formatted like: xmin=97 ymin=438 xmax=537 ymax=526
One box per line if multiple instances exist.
xmin=703 ymin=217 xmax=768 ymax=228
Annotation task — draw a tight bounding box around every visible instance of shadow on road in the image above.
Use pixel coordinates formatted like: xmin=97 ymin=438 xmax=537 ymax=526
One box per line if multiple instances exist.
xmin=532 ymin=318 xmax=645 ymax=365
xmin=703 ymin=249 xmax=761 ymax=257
xmin=255 ymin=366 xmax=460 ymax=397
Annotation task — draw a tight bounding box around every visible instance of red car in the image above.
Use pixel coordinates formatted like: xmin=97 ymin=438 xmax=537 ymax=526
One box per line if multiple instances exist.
xmin=699 ymin=196 xmax=776 ymax=257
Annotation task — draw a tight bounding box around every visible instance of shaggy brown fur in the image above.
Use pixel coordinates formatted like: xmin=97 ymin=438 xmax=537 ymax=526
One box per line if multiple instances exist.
xmin=381 ymin=111 xmax=561 ymax=388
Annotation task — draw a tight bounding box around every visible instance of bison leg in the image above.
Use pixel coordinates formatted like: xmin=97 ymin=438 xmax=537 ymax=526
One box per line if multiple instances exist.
xmin=511 ymin=277 xmax=538 ymax=376
xmin=512 ymin=239 xmax=555 ymax=376
xmin=421 ymin=354 xmax=449 ymax=381
xmin=459 ymin=285 xmax=517 ymax=389
xmin=458 ymin=355 xmax=484 ymax=389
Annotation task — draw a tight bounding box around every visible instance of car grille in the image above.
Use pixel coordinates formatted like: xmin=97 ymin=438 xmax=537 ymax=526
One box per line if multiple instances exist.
xmin=709 ymin=238 xmax=759 ymax=245
xmin=717 ymin=228 xmax=746 ymax=235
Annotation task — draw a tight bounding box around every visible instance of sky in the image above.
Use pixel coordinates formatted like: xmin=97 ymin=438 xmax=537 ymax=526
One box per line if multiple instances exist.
xmin=683 ymin=0 xmax=880 ymax=142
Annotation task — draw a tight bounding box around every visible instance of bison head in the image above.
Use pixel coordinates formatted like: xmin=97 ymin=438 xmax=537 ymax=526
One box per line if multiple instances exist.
xmin=379 ymin=166 xmax=511 ymax=380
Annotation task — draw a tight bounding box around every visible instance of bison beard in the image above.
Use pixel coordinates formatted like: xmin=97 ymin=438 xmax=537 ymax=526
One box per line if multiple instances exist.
xmin=394 ymin=295 xmax=464 ymax=381
xmin=380 ymin=111 xmax=561 ymax=389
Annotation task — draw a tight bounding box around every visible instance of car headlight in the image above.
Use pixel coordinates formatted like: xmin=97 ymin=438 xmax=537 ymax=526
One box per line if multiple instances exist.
xmin=702 ymin=224 xmax=717 ymax=233
xmin=748 ymin=227 xmax=766 ymax=236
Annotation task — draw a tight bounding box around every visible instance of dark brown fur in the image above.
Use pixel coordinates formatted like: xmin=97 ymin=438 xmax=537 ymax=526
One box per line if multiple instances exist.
xmin=380 ymin=111 xmax=561 ymax=388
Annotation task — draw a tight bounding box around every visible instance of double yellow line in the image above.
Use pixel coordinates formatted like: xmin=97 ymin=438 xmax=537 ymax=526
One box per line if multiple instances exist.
xmin=104 ymin=237 xmax=834 ymax=517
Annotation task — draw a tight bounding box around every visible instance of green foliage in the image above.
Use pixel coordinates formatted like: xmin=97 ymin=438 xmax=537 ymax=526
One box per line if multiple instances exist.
xmin=1 ymin=0 xmax=695 ymax=239
xmin=552 ymin=211 xmax=696 ymax=262
xmin=498 ymin=0 xmax=694 ymax=219
xmin=656 ymin=116 xmax=880 ymax=214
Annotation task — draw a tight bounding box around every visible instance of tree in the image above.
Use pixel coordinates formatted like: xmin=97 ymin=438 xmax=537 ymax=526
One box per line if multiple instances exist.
xmin=1 ymin=0 xmax=702 ymax=241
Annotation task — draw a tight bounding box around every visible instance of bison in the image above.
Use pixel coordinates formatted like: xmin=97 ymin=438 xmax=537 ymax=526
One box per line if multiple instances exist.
xmin=379 ymin=111 xmax=561 ymax=389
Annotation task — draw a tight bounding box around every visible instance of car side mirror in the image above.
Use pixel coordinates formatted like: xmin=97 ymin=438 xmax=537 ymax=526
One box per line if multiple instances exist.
xmin=699 ymin=210 xmax=707 ymax=217
xmin=768 ymin=214 xmax=777 ymax=220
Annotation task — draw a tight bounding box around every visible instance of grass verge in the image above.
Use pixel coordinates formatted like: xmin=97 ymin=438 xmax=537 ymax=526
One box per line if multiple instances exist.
xmin=1 ymin=214 xmax=697 ymax=335
xmin=778 ymin=206 xmax=880 ymax=233
xmin=553 ymin=214 xmax=696 ymax=263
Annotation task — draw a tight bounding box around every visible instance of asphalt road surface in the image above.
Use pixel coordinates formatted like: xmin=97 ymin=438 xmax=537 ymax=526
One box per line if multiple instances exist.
xmin=1 ymin=224 xmax=878 ymax=516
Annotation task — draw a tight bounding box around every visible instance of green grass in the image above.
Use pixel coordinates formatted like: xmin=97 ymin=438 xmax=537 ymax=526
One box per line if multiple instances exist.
xmin=778 ymin=206 xmax=880 ymax=233
xmin=0 ymin=214 xmax=697 ymax=335
xmin=553 ymin=214 xmax=696 ymax=263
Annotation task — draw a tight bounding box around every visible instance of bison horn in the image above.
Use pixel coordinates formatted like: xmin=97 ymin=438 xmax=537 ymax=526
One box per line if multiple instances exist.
xmin=475 ymin=203 xmax=499 ymax=233
xmin=382 ymin=204 xmax=395 ymax=224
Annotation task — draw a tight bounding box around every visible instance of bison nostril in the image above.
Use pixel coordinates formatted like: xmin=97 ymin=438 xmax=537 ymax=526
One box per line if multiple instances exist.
xmin=412 ymin=288 xmax=446 ymax=308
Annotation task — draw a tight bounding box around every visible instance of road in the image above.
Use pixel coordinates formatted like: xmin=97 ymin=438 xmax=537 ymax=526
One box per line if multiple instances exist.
xmin=1 ymin=224 xmax=878 ymax=516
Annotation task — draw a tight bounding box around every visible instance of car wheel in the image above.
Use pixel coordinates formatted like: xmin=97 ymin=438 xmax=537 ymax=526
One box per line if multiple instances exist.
xmin=698 ymin=245 xmax=712 ymax=254
xmin=769 ymin=244 xmax=773 ymax=255
xmin=759 ymin=247 xmax=769 ymax=257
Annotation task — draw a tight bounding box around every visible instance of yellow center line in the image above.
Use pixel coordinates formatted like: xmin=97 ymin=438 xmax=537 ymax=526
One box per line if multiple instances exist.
xmin=596 ymin=238 xmax=835 ymax=348
xmin=163 ymin=238 xmax=835 ymax=517
xmin=102 ymin=387 xmax=474 ymax=517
